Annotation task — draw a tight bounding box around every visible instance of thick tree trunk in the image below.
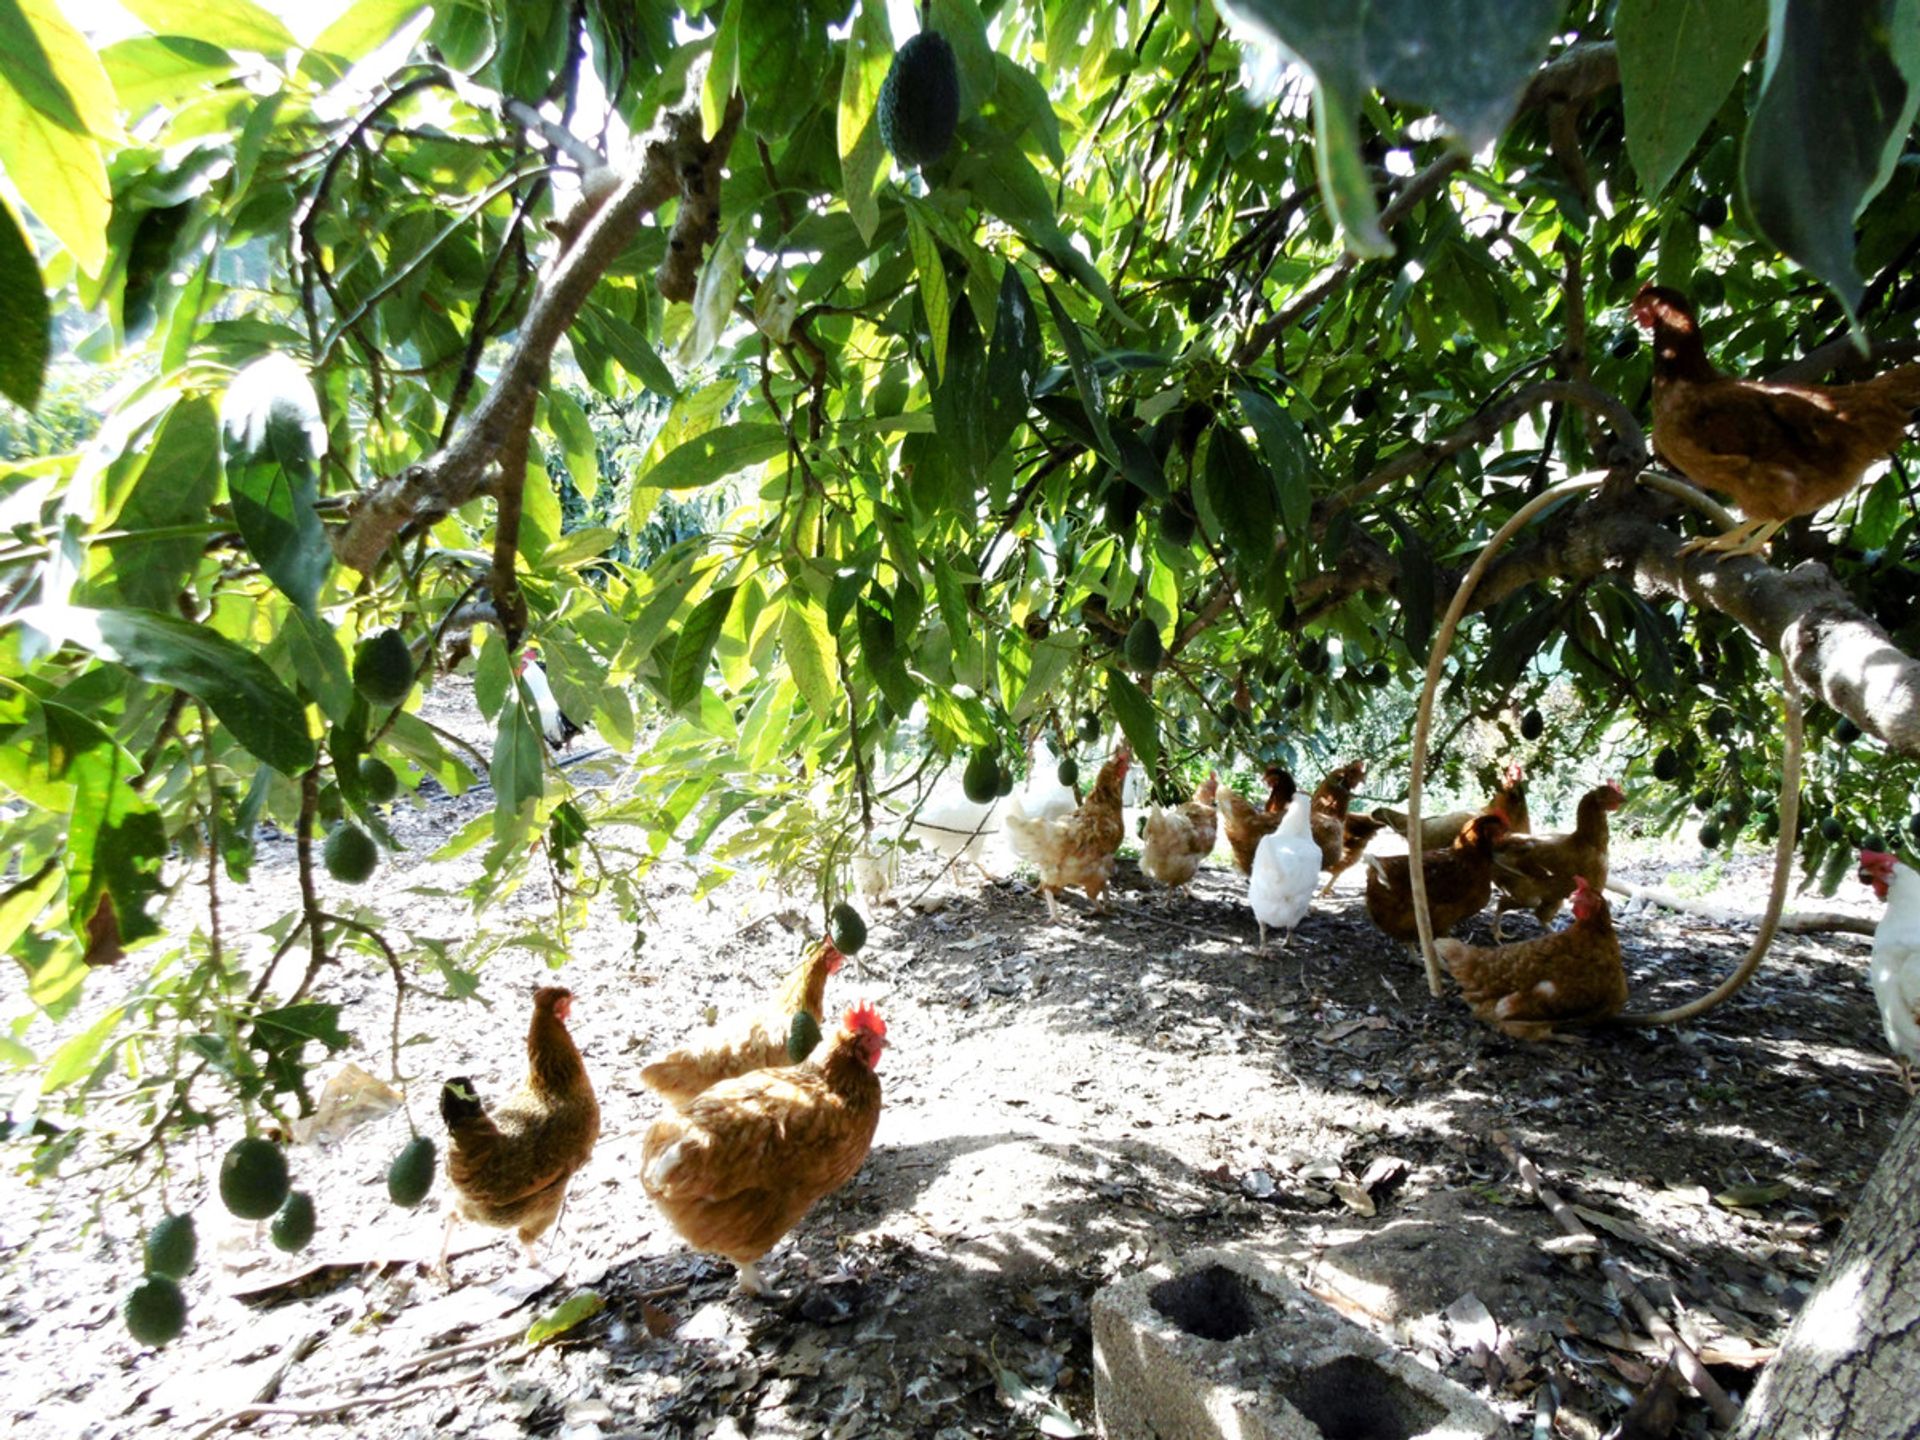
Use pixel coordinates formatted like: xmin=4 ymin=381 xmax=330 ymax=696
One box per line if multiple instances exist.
xmin=1730 ymin=1100 xmax=1920 ymax=1439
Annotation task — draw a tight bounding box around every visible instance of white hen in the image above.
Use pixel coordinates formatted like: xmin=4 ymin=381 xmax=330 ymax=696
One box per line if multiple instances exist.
xmin=898 ymin=785 xmax=1000 ymax=882
xmin=1860 ymin=849 xmax=1920 ymax=1084
xmin=1248 ymin=796 xmax=1319 ymax=952
xmin=516 ymin=648 xmax=582 ymax=749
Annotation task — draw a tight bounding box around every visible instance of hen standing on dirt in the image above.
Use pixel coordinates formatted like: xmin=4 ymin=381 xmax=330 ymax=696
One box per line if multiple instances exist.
xmin=1860 ymin=850 xmax=1920 ymax=1089
xmin=1003 ymin=744 xmax=1132 ymax=921
xmin=641 ymin=1002 xmax=888 ymax=1295
xmin=439 ymin=985 xmax=601 ymax=1273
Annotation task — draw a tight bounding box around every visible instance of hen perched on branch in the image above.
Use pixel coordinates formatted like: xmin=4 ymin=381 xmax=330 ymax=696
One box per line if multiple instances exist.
xmin=1632 ymin=284 xmax=1920 ymax=556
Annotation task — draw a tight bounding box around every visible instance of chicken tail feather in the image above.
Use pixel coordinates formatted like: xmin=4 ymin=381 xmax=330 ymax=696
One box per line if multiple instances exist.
xmin=439 ymin=1076 xmax=486 ymax=1127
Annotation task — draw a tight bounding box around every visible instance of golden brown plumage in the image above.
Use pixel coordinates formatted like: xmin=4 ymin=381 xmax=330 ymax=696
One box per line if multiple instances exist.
xmin=1632 ymin=285 xmax=1920 ymax=554
xmin=1218 ymin=768 xmax=1297 ymax=875
xmin=1492 ymin=781 xmax=1623 ymax=937
xmin=1372 ymin=761 xmax=1531 ymax=849
xmin=1435 ymin=877 xmax=1628 ymax=1039
xmin=1002 ymin=745 xmax=1132 ymax=920
xmin=641 ymin=1003 xmax=888 ymax=1294
xmin=1142 ymin=772 xmax=1220 ymax=892
xmin=1364 ymin=813 xmax=1509 ymax=945
xmin=438 ymin=986 xmax=600 ymax=1269
xmin=1310 ymin=760 xmax=1382 ymax=890
xmin=640 ymin=938 xmax=846 ymax=1109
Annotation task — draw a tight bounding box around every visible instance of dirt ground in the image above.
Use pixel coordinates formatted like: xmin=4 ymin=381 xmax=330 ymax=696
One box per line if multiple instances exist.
xmin=2 ymin=690 xmax=1907 ymax=1440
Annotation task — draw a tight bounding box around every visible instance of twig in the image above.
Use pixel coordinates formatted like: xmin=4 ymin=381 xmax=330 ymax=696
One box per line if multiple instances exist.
xmin=1490 ymin=1129 xmax=1741 ymax=1429
xmin=288 ymin=769 xmax=333 ymax=1003
xmin=319 ymin=912 xmax=410 ymax=1081
xmin=186 ymin=1372 xmax=483 ymax=1440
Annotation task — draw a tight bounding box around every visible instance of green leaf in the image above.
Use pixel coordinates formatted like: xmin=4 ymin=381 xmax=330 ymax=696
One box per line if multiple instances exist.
xmin=250 ymin=1003 xmax=351 ymax=1054
xmin=526 ymin=1289 xmax=604 ymax=1345
xmin=703 ymin=0 xmax=742 ymax=138
xmin=1310 ymin=82 xmax=1390 ymax=259
xmin=42 ymin=1004 xmax=124 ymax=1091
xmin=1617 ymin=0 xmax=1767 ymax=197
xmin=576 ymin=302 xmax=679 ymax=398
xmin=668 ymin=585 xmax=738 ymax=712
xmin=117 ymin=0 xmax=293 ymax=51
xmin=44 ymin=702 xmax=166 ymax=958
xmin=837 ymin=0 xmax=892 ymax=243
xmin=904 ymin=202 xmax=951 ymax=382
xmin=1741 ymin=0 xmax=1920 ymax=319
xmin=101 ymin=34 xmax=235 ymax=114
xmin=1386 ymin=516 xmax=1435 ymax=661
xmin=491 ymin=691 xmax=546 ymax=821
xmin=780 ymin=589 xmax=840 ymax=721
xmin=0 ymin=861 xmax=60 ymax=960
xmin=306 ymin=0 xmax=428 ymax=70
xmin=638 ymin=422 xmax=788 ymax=491
xmin=1041 ymin=281 xmax=1118 ymax=466
xmin=984 ymin=263 xmax=1042 ymax=458
xmin=285 ymin=608 xmax=354 ymax=725
xmin=41 ymin=606 xmax=317 ymax=775
xmin=1106 ymin=670 xmax=1161 ymax=784
xmin=0 ymin=0 xmax=117 ymax=274
xmin=1236 ymin=388 xmax=1312 ymax=537
xmin=221 ymin=355 xmax=330 ymax=614
xmin=1202 ymin=424 xmax=1278 ymax=576
xmin=0 ymin=201 xmax=48 ymax=410
xmin=546 ymin=390 xmax=599 ymax=500
xmin=927 ymin=0 xmax=996 ymax=117
xmin=737 ymin=0 xmax=830 ymax=141
xmin=85 ymin=395 xmax=219 ymax=611
xmin=1361 ymin=0 xmax=1562 ymax=149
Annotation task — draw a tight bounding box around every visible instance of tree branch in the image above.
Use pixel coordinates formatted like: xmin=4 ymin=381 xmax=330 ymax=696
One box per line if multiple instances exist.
xmin=335 ymin=81 xmax=745 ymax=572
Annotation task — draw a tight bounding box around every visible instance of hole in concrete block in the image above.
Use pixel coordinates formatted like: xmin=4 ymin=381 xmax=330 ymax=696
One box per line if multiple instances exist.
xmin=1286 ymin=1354 xmax=1446 ymax=1440
xmin=1148 ymin=1263 xmax=1259 ymax=1342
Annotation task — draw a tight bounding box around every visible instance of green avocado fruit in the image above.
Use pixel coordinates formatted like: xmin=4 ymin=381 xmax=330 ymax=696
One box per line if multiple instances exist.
xmin=218 ymin=1137 xmax=290 ymax=1220
xmin=877 ymin=31 xmax=960 ymax=170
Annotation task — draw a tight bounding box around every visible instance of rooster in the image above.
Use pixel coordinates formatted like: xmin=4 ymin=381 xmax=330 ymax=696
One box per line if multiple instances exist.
xmin=517 ymin=646 xmax=582 ymax=750
xmin=1434 ymin=876 xmax=1628 ymax=1040
xmin=1003 ymin=744 xmax=1132 ymax=921
xmin=1248 ymin=795 xmax=1319 ymax=952
xmin=640 ymin=937 xmax=846 ymax=1109
xmin=1142 ymin=772 xmax=1220 ymax=895
xmin=438 ymin=986 xmax=600 ymax=1272
xmin=1859 ymin=850 xmax=1920 ymax=1089
xmin=1632 ymin=285 xmax=1920 ymax=555
xmin=641 ymin=1002 xmax=888 ymax=1295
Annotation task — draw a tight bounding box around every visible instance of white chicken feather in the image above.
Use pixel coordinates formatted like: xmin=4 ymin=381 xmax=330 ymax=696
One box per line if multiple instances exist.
xmin=1248 ymin=796 xmax=1319 ymax=952
xmin=1862 ymin=850 xmax=1920 ymax=1081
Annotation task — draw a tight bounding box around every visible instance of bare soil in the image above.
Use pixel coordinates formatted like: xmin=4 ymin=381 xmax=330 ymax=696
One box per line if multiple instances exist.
xmin=1 ymin=698 xmax=1906 ymax=1440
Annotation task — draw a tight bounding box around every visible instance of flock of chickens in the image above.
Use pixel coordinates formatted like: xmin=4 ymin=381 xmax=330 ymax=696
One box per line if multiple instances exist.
xmin=986 ymin=746 xmax=1632 ymax=1041
xmin=419 ymin=279 xmax=1920 ymax=1297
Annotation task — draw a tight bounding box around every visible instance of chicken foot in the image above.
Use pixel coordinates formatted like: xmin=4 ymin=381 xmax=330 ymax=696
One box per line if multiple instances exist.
xmin=1678 ymin=516 xmax=1783 ymax=557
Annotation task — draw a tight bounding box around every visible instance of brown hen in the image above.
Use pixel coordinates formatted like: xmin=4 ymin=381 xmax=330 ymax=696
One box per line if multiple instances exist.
xmin=1364 ymin=813 xmax=1509 ymax=945
xmin=438 ymin=986 xmax=600 ymax=1271
xmin=640 ymin=937 xmax=846 ymax=1109
xmin=1632 ymin=285 xmax=1920 ymax=555
xmin=641 ymin=1002 xmax=887 ymax=1294
xmin=1436 ymin=876 xmax=1628 ymax=1039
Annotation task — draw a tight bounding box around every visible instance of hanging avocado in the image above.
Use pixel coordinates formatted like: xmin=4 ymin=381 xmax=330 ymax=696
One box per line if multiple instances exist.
xmin=387 ymin=1135 xmax=437 ymax=1208
xmin=270 ymin=1191 xmax=316 ymax=1253
xmin=218 ymin=1137 xmax=290 ymax=1220
xmin=1124 ymin=618 xmax=1163 ymax=674
xmin=1057 ymin=757 xmax=1078 ymax=787
xmin=1520 ymin=708 xmax=1544 ymax=741
xmin=829 ymin=902 xmax=867 ymax=955
xmin=352 ymin=628 xmax=414 ymax=707
xmin=962 ymin=748 xmax=1000 ymax=804
xmin=322 ymin=824 xmax=378 ymax=884
xmin=144 ymin=1214 xmax=197 ymax=1280
xmin=877 ymin=32 xmax=961 ymax=171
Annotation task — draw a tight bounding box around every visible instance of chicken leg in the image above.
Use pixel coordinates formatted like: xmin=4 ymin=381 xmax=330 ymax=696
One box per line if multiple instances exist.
xmin=1678 ymin=517 xmax=1783 ymax=558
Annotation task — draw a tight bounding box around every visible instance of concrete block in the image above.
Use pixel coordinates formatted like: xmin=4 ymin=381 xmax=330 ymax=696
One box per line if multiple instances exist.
xmin=1092 ymin=1246 xmax=1503 ymax=1440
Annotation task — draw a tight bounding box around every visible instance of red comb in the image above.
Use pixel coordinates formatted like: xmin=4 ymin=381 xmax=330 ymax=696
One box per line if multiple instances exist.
xmin=844 ymin=1001 xmax=887 ymax=1036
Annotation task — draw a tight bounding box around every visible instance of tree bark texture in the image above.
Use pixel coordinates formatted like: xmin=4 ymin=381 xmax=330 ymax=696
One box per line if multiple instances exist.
xmin=1731 ymin=1100 xmax=1920 ymax=1439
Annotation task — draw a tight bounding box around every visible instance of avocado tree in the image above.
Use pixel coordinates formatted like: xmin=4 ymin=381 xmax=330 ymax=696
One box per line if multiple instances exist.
xmin=2 ymin=0 xmax=1918 ymax=1426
